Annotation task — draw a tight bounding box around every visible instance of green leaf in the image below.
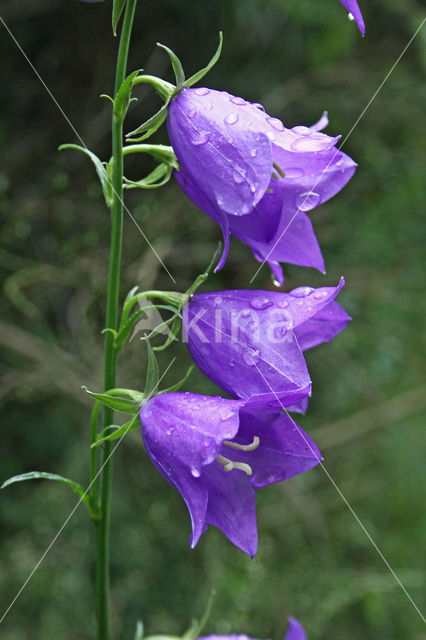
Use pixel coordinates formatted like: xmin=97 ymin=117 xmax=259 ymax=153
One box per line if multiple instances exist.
xmin=123 ymin=144 xmax=178 ymax=166
xmin=114 ymin=70 xmax=141 ymax=121
xmin=184 ymin=32 xmax=223 ymax=88
xmin=59 ymin=144 xmax=112 ymax=207
xmin=126 ymin=103 xmax=169 ymax=142
xmin=123 ymin=164 xmax=173 ymax=190
xmin=115 ymin=303 xmax=178 ymax=350
xmin=91 ymin=415 xmax=140 ymax=448
xmin=112 ymin=0 xmax=127 ymax=36
xmin=144 ymin=340 xmax=160 ymax=397
xmin=153 ymin=314 xmax=181 ymax=352
xmin=1 ymin=472 xmax=100 ymax=518
xmin=83 ymin=386 xmax=142 ymax=414
xmin=157 ymin=43 xmax=185 ymax=89
xmin=186 ymin=242 xmax=223 ymax=297
xmin=159 ymin=364 xmax=194 ymax=393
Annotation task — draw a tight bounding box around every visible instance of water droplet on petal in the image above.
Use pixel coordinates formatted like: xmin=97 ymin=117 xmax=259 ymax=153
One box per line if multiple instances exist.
xmin=266 ymin=117 xmax=285 ymax=131
xmin=292 ymin=125 xmax=311 ymax=135
xmin=272 ymin=277 xmax=281 ymax=288
xmin=249 ymin=184 xmax=256 ymax=193
xmin=190 ymin=130 xmax=211 ymax=146
xmin=250 ymin=149 xmax=257 ymax=158
xmin=243 ymin=349 xmax=261 ymax=366
xmin=348 ymin=12 xmax=355 ymax=21
xmin=295 ymin=191 xmax=321 ymax=211
xmin=195 ymin=87 xmax=210 ymax=96
xmin=230 ymin=95 xmax=246 ymax=106
xmin=241 ymin=308 xmax=251 ymax=317
xmin=232 ymin=169 xmax=245 ymax=184
xmin=225 ymin=112 xmax=239 ymax=125
xmin=187 ymin=109 xmax=196 ymax=119
xmin=205 ymin=102 xmax=213 ymax=111
xmin=252 ymin=102 xmax=265 ymax=111
xmin=313 ymin=290 xmax=328 ymax=300
xmin=290 ymin=286 xmax=314 ymax=298
xmin=229 ymin=358 xmax=235 ymax=367
xmin=166 ymin=427 xmax=174 ymax=436
xmin=273 ymin=325 xmax=288 ymax=341
xmin=277 ymin=299 xmax=289 ymax=309
xmin=191 ymin=466 xmax=201 ymax=478
xmin=284 ymin=166 xmax=305 ymax=179
xmin=290 ymin=133 xmax=332 ymax=153
xmin=250 ymin=296 xmax=273 ymax=310
xmin=221 ymin=409 xmax=235 ymax=421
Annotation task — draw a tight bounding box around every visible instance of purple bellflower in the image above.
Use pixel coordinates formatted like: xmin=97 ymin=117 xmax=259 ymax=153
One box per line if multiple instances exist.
xmin=338 ymin=0 xmax=365 ymax=36
xmin=168 ymin=89 xmax=356 ymax=284
xmin=140 ymin=392 xmax=321 ymax=556
xmin=198 ymin=618 xmax=307 ymax=640
xmin=184 ymin=279 xmax=350 ymax=408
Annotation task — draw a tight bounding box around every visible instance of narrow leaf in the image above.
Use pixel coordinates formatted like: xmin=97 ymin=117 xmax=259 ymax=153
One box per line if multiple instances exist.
xmin=91 ymin=416 xmax=140 ymax=448
xmin=124 ymin=164 xmax=172 ymax=190
xmin=1 ymin=471 xmax=99 ymax=517
xmin=59 ymin=144 xmax=112 ymax=207
xmin=112 ymin=0 xmax=127 ymax=35
xmin=185 ymin=32 xmax=223 ymax=88
xmin=83 ymin=386 xmax=141 ymax=414
xmin=157 ymin=43 xmax=185 ymax=89
xmin=126 ymin=103 xmax=169 ymax=141
xmin=159 ymin=364 xmax=194 ymax=393
xmin=145 ymin=340 xmax=160 ymax=397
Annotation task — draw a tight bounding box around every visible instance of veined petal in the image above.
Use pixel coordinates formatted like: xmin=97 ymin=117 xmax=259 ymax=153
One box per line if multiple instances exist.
xmin=185 ymin=292 xmax=311 ymax=401
xmin=285 ymin=617 xmax=308 ymax=640
xmin=168 ymin=88 xmax=273 ymax=216
xmin=230 ymin=407 xmax=321 ymax=489
xmin=203 ymin=462 xmax=258 ymax=557
xmin=294 ymin=300 xmax=351 ymax=351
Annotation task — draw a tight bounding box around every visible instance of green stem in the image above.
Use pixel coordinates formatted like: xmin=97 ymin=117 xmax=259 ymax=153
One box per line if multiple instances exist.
xmin=94 ymin=1 xmax=138 ymax=638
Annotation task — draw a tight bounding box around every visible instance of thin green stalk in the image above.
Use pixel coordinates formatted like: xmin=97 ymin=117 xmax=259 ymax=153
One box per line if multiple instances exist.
xmin=94 ymin=1 xmax=138 ymax=638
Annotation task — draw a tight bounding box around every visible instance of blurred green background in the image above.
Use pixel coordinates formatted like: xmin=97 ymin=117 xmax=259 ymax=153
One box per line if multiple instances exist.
xmin=0 ymin=0 xmax=425 ymax=638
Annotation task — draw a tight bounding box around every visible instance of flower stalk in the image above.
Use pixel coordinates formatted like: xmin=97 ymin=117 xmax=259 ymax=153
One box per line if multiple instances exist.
xmin=93 ymin=1 xmax=138 ymax=638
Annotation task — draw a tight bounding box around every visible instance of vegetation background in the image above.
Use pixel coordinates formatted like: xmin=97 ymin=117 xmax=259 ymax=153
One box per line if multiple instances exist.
xmin=0 ymin=0 xmax=425 ymax=638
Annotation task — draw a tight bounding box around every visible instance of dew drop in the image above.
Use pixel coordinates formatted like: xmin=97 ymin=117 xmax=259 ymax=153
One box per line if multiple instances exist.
xmin=194 ymin=87 xmax=210 ymax=96
xmin=190 ymin=130 xmax=211 ymax=146
xmin=232 ymin=169 xmax=245 ymax=184
xmin=241 ymin=308 xmax=251 ymax=317
xmin=250 ymin=149 xmax=257 ymax=158
xmin=292 ymin=125 xmax=311 ymax=135
xmin=273 ymin=325 xmax=287 ymax=341
xmin=295 ymin=191 xmax=321 ymax=211
xmin=284 ymin=166 xmax=305 ymax=179
xmin=250 ymin=296 xmax=273 ymax=310
xmin=221 ymin=409 xmax=235 ymax=421
xmin=191 ymin=466 xmax=201 ymax=478
xmin=348 ymin=12 xmax=355 ymax=21
xmin=252 ymin=102 xmax=265 ymax=111
xmin=225 ymin=112 xmax=239 ymax=125
xmin=272 ymin=277 xmax=281 ymax=288
xmin=290 ymin=286 xmax=314 ymax=298
xmin=229 ymin=358 xmax=235 ymax=367
xmin=313 ymin=290 xmax=328 ymax=300
xmin=290 ymin=134 xmax=331 ymax=153
xmin=249 ymin=184 xmax=256 ymax=193
xmin=166 ymin=427 xmax=174 ymax=436
xmin=205 ymin=102 xmax=213 ymax=111
xmin=277 ymin=299 xmax=289 ymax=309
xmin=230 ymin=95 xmax=246 ymax=106
xmin=266 ymin=117 xmax=285 ymax=132
xmin=187 ymin=109 xmax=196 ymax=119
xmin=243 ymin=349 xmax=261 ymax=366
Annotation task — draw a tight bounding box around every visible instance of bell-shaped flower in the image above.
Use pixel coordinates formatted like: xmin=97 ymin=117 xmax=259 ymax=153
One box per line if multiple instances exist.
xmin=338 ymin=0 xmax=365 ymax=35
xmin=198 ymin=618 xmax=307 ymax=640
xmin=168 ymin=86 xmax=356 ymax=284
xmin=184 ymin=279 xmax=350 ymax=408
xmin=140 ymin=392 xmax=321 ymax=556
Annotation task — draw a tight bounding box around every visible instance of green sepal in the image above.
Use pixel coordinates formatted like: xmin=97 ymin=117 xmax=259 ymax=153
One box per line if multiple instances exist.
xmin=1 ymin=472 xmax=100 ymax=519
xmin=184 ymin=32 xmax=223 ymax=88
xmin=112 ymin=0 xmax=127 ymax=36
xmin=91 ymin=415 xmax=140 ymax=448
xmin=58 ymin=144 xmax=113 ymax=207
xmin=157 ymin=43 xmax=185 ymax=90
xmin=144 ymin=340 xmax=160 ymax=397
xmin=186 ymin=242 xmax=223 ymax=297
xmin=132 ymin=75 xmax=175 ymax=102
xmin=123 ymin=164 xmax=172 ymax=190
xmin=159 ymin=364 xmax=194 ymax=393
xmin=152 ymin=314 xmax=181 ymax=352
xmin=134 ymin=621 xmax=144 ymax=640
xmin=83 ymin=386 xmax=143 ymax=414
xmin=114 ymin=70 xmax=141 ymax=122
xmin=126 ymin=102 xmax=169 ymax=142
xmin=123 ymin=144 xmax=178 ymax=166
xmin=115 ymin=303 xmax=179 ymax=350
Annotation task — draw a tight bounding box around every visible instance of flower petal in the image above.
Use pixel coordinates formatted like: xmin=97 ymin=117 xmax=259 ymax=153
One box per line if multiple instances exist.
xmin=228 ymin=407 xmax=322 ymax=489
xmin=294 ymin=300 xmax=351 ymax=351
xmin=185 ymin=292 xmax=311 ymax=402
xmin=338 ymin=0 xmax=365 ymax=36
xmin=283 ymin=278 xmax=347 ymax=331
xmin=168 ymin=88 xmax=273 ymax=216
xmin=203 ymin=462 xmax=258 ymax=557
xmin=285 ymin=617 xmax=308 ymax=640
